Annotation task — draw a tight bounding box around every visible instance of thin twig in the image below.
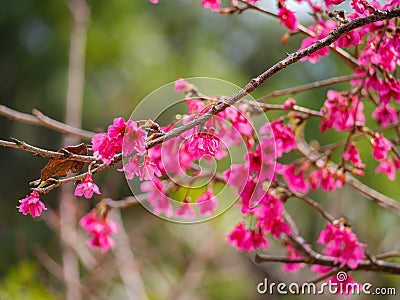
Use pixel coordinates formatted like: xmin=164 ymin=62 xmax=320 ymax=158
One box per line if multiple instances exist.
xmin=0 ymin=138 xmax=96 ymax=162
xmin=257 ymin=74 xmax=363 ymax=102
xmin=0 ymin=105 xmax=94 ymax=140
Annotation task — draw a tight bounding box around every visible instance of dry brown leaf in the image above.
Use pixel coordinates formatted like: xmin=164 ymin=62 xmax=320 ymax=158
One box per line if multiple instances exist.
xmin=41 ymin=144 xmax=88 ymax=180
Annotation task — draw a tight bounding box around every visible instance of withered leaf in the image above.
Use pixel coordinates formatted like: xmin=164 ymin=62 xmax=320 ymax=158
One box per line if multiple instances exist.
xmin=41 ymin=143 xmax=88 ymax=180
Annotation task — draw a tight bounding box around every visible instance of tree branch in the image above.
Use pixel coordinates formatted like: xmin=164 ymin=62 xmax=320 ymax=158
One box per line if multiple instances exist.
xmin=146 ymin=8 xmax=400 ymax=150
xmin=257 ymin=74 xmax=363 ymax=102
xmin=0 ymin=105 xmax=94 ymax=140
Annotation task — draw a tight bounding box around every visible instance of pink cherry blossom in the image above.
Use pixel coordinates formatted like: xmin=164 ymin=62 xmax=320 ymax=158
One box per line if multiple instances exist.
xmin=17 ymin=190 xmax=47 ymax=218
xmin=325 ymin=0 xmax=345 ymax=7
xmin=309 ymin=168 xmax=344 ymax=191
xmin=201 ymin=0 xmax=221 ymax=11
xmin=253 ymin=193 xmax=291 ymax=238
xmin=174 ymin=78 xmax=192 ymax=92
xmin=376 ymin=158 xmax=396 ymax=181
xmin=123 ymin=121 xmax=147 ymax=156
xmin=371 ymin=133 xmax=392 ymax=161
xmin=141 ymin=178 xmax=174 ymax=217
xmin=150 ymin=0 xmax=158 ymax=3
xmin=372 ymin=105 xmax=398 ymax=126
xmin=317 ymin=223 xmax=365 ymax=269
xmin=280 ymin=164 xmax=309 ymax=194
xmin=260 ymin=119 xmax=296 ymax=158
xmin=196 ymin=190 xmax=218 ymax=215
xmin=342 ymin=143 xmax=365 ymax=169
xmin=320 ymin=90 xmax=365 ymax=132
xmin=119 ymin=154 xmax=141 ymax=180
xmin=226 ymin=223 xmax=268 ymax=252
xmin=175 ymin=201 xmax=195 ymax=220
xmin=330 ymin=273 xmax=361 ymax=297
xmin=80 ymin=210 xmax=120 ymax=253
xmin=186 ymin=99 xmax=205 ymax=114
xmin=91 ymin=133 xmax=116 ymax=165
xmin=282 ymin=243 xmax=305 ymax=273
xmin=188 ymin=132 xmax=220 ymax=157
xmin=74 ymin=173 xmax=101 ymax=199
xmin=335 ymin=30 xmax=361 ymax=48
xmin=283 ymin=98 xmax=296 ymax=109
xmin=278 ymin=7 xmax=298 ymax=31
xmin=300 ymin=20 xmax=337 ymax=63
xmin=141 ymin=154 xmax=162 ymax=180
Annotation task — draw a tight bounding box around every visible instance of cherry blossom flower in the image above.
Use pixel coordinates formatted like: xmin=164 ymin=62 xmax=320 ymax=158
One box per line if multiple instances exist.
xmin=260 ymin=119 xmax=296 ymax=158
xmin=376 ymin=158 xmax=396 ymax=181
xmin=253 ymin=193 xmax=291 ymax=238
xmin=325 ymin=0 xmax=345 ymax=7
xmin=330 ymin=273 xmax=361 ymax=297
xmin=309 ymin=168 xmax=344 ymax=191
xmin=278 ymin=7 xmax=298 ymax=31
xmin=141 ymin=154 xmax=162 ymax=180
xmin=174 ymin=78 xmax=192 ymax=92
xmin=280 ymin=164 xmax=309 ymax=194
xmin=141 ymin=178 xmax=174 ymax=217
xmin=92 ymin=118 xmax=147 ymax=164
xmin=283 ymin=98 xmax=296 ymax=109
xmin=188 ymin=131 xmax=220 ymax=157
xmin=317 ymin=223 xmax=365 ymax=269
xmin=372 ymin=105 xmax=398 ymax=126
xmin=150 ymin=0 xmax=158 ymax=3
xmin=74 ymin=173 xmax=101 ymax=199
xmin=80 ymin=210 xmax=119 ymax=253
xmin=300 ymin=20 xmax=337 ymax=63
xmin=186 ymin=99 xmax=204 ymax=114
xmin=92 ymin=133 xmax=116 ymax=165
xmin=175 ymin=200 xmax=195 ymax=220
xmin=283 ymin=243 xmax=306 ymax=273
xmin=226 ymin=223 xmax=268 ymax=252
xmin=123 ymin=121 xmax=147 ymax=156
xmin=201 ymin=0 xmax=221 ymax=11
xmin=17 ymin=190 xmax=47 ymax=218
xmin=342 ymin=143 xmax=365 ymax=169
xmin=335 ymin=30 xmax=360 ymax=48
xmin=320 ymin=91 xmax=365 ymax=132
xmin=119 ymin=154 xmax=142 ymax=180
xmin=196 ymin=190 xmax=218 ymax=215
xmin=371 ymin=133 xmax=392 ymax=161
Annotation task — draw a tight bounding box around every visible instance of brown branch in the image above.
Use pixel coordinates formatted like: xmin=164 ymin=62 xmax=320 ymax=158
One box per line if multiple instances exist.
xmin=238 ymin=0 xmax=360 ymax=68
xmin=37 ymin=154 xmax=122 ymax=194
xmin=296 ymin=131 xmax=400 ymax=217
xmin=146 ymin=8 xmax=400 ymax=150
xmin=257 ymin=74 xmax=363 ymax=102
xmin=0 ymin=105 xmax=94 ymax=140
xmin=0 ymin=138 xmax=95 ymax=162
xmin=244 ymin=100 xmax=322 ymax=117
xmin=101 ymin=195 xmax=143 ymax=209
xmin=255 ymin=234 xmax=400 ymax=275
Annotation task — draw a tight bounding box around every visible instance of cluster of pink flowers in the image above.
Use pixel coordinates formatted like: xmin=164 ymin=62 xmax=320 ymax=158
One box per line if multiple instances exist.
xmin=371 ymin=133 xmax=400 ymax=180
xmin=227 ymin=192 xmax=291 ymax=251
xmin=92 ymin=117 xmax=146 ymax=164
xmin=17 ymin=190 xmax=47 ymax=218
xmin=79 ymin=210 xmax=120 ymax=253
xmin=320 ymin=90 xmax=365 ymax=132
xmin=315 ymin=222 xmax=366 ymax=270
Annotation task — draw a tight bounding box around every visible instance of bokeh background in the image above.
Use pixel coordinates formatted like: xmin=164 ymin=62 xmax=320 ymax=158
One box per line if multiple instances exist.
xmin=0 ymin=0 xmax=399 ymax=299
